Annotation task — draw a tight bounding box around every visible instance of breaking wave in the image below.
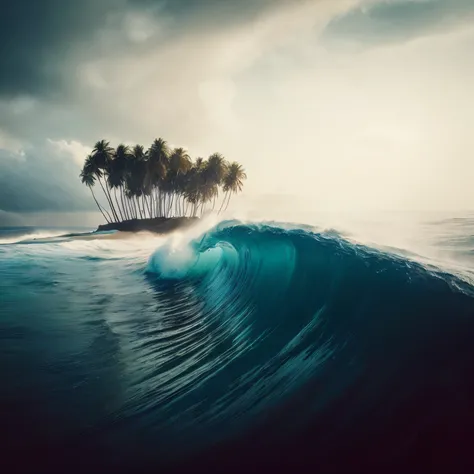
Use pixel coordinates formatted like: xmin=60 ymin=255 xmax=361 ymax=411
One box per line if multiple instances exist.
xmin=2 ymin=220 xmax=474 ymax=473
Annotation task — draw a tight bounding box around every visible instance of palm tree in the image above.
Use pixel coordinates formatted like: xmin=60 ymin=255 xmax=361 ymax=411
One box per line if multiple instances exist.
xmin=167 ymin=147 xmax=192 ymax=216
xmin=200 ymin=180 xmax=218 ymax=216
xmin=108 ymin=144 xmax=131 ymax=221
xmin=183 ymin=158 xmax=205 ymax=217
xmin=80 ymin=138 xmax=247 ymax=223
xmin=91 ymin=139 xmax=114 ymax=169
xmin=91 ymin=140 xmax=119 ymax=222
xmin=169 ymin=148 xmax=191 ymax=172
xmin=219 ymin=162 xmax=247 ymax=214
xmin=147 ymin=138 xmax=170 ymax=217
xmin=82 ymin=147 xmax=116 ymax=222
xmin=203 ymin=153 xmax=228 ymax=211
xmin=127 ymin=145 xmax=148 ymax=219
xmin=80 ymin=155 xmax=112 ymax=223
xmin=205 ymin=153 xmax=227 ymax=183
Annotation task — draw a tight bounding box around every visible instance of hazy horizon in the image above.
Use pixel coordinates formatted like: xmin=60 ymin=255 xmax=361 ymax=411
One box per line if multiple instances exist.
xmin=3 ymin=201 xmax=474 ymax=230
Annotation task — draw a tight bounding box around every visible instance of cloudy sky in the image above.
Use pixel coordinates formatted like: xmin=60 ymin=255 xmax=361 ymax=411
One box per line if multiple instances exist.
xmin=1 ymin=0 xmax=473 ymax=225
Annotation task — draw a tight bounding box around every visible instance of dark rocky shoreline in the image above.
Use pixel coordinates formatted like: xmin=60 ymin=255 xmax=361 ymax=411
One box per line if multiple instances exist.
xmin=96 ymin=217 xmax=199 ymax=234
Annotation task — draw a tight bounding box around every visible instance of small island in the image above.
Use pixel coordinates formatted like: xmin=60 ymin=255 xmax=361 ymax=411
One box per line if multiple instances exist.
xmin=80 ymin=139 xmax=246 ymax=233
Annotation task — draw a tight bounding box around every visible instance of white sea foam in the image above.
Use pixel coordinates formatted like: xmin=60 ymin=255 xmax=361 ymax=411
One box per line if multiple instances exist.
xmin=0 ymin=231 xmax=71 ymax=245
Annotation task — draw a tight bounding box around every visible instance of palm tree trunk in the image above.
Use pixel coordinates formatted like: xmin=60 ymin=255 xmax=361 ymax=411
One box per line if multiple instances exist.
xmin=114 ymin=188 xmax=124 ymax=222
xmin=136 ymin=196 xmax=143 ymax=219
xmin=90 ymin=187 xmax=111 ymax=223
xmin=168 ymin=193 xmax=173 ymax=217
xmin=218 ymin=191 xmax=229 ymax=214
xmin=119 ymin=191 xmax=125 ymax=221
xmin=146 ymin=195 xmax=153 ymax=218
xmin=143 ymin=195 xmax=148 ymax=218
xmin=142 ymin=195 xmax=147 ymax=218
xmin=107 ymin=184 xmax=120 ymax=222
xmin=157 ymin=188 xmax=162 ymax=217
xmin=143 ymin=196 xmax=149 ymax=218
xmin=223 ymin=191 xmax=233 ymax=212
xmin=98 ymin=177 xmax=118 ymax=222
xmin=125 ymin=197 xmax=132 ymax=220
xmin=127 ymin=195 xmax=133 ymax=220
xmin=120 ymin=188 xmax=129 ymax=221
xmin=132 ymin=197 xmax=138 ymax=219
xmin=168 ymin=193 xmax=174 ymax=217
xmin=105 ymin=183 xmax=119 ymax=222
xmin=119 ymin=189 xmax=125 ymax=220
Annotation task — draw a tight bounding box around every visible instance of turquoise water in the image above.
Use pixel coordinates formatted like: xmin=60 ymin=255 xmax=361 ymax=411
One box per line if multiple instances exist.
xmin=1 ymin=218 xmax=474 ymax=473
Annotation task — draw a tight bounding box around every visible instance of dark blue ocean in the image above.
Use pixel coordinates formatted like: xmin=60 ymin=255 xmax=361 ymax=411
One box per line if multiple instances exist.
xmin=1 ymin=214 xmax=474 ymax=473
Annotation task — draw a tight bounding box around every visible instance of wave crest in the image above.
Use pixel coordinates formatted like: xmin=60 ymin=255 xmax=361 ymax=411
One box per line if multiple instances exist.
xmin=140 ymin=221 xmax=474 ymax=462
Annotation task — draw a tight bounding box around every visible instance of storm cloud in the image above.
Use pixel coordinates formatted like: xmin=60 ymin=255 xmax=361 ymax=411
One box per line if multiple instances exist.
xmin=0 ymin=0 xmax=288 ymax=99
xmin=0 ymin=0 xmax=120 ymax=99
xmin=323 ymin=0 xmax=474 ymax=46
xmin=0 ymin=141 xmax=92 ymax=213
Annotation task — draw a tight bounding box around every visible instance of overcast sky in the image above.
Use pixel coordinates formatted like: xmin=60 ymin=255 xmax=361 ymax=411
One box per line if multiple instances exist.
xmin=1 ymin=0 xmax=473 ymax=225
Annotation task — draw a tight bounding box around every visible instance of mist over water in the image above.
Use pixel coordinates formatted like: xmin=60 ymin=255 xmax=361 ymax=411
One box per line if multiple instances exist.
xmin=1 ymin=211 xmax=474 ymax=473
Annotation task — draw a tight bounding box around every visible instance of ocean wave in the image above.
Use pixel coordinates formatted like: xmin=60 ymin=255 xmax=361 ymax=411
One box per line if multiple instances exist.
xmin=2 ymin=220 xmax=474 ymax=473
xmin=139 ymin=221 xmax=474 ymax=470
xmin=0 ymin=230 xmax=74 ymax=245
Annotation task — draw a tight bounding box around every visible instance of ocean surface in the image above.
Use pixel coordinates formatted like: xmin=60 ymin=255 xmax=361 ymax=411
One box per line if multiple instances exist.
xmin=1 ymin=213 xmax=474 ymax=473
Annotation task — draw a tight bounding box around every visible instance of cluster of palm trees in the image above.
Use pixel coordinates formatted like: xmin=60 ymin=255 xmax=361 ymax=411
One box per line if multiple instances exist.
xmin=80 ymin=139 xmax=246 ymax=224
